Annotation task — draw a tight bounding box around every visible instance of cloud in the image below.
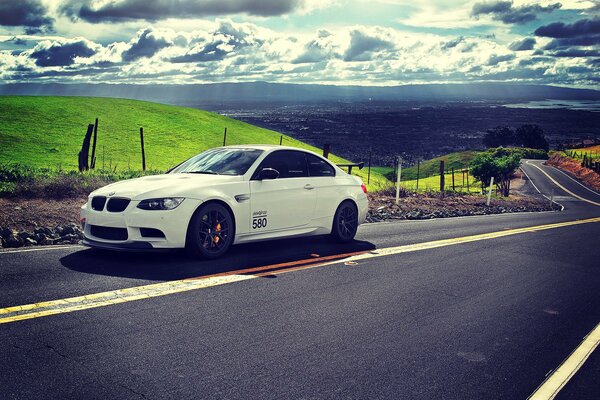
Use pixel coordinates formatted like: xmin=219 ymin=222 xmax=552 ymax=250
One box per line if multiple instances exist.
xmin=122 ymin=28 xmax=173 ymax=61
xmin=2 ymin=19 xmax=598 ymax=87
xmin=292 ymin=31 xmax=337 ymax=63
xmin=487 ymin=53 xmax=516 ymax=65
xmin=509 ymin=37 xmax=536 ymax=51
xmin=472 ymin=1 xmax=561 ymax=24
xmin=29 ymin=38 xmax=98 ymax=67
xmin=543 ymin=34 xmax=600 ymax=49
xmin=292 ymin=40 xmax=331 ymax=63
xmin=551 ymin=48 xmax=600 ymax=57
xmin=60 ymin=0 xmax=304 ymax=23
xmin=170 ymin=20 xmax=261 ymax=63
xmin=441 ymin=36 xmax=465 ymax=50
xmin=343 ymin=28 xmax=395 ymax=61
xmin=0 ymin=0 xmax=53 ymax=33
xmin=8 ymin=37 xmax=29 ymax=46
xmin=171 ymin=40 xmax=230 ymax=62
xmin=518 ymin=56 xmax=551 ymax=66
xmin=534 ymin=18 xmax=600 ymax=38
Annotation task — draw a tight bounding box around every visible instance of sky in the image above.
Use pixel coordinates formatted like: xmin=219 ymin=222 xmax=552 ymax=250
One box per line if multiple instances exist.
xmin=0 ymin=0 xmax=598 ymax=87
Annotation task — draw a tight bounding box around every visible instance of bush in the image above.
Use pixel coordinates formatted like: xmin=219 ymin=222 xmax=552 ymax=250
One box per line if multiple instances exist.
xmin=0 ymin=163 xmax=164 ymax=199
xmin=470 ymin=147 xmax=522 ymax=197
xmin=492 ymin=147 xmax=548 ymax=160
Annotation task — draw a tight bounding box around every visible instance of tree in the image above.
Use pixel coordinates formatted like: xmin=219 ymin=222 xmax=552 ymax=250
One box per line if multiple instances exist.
xmin=470 ymin=147 xmax=521 ymax=197
xmin=515 ymin=124 xmax=549 ymax=151
xmin=482 ymin=126 xmax=515 ymax=148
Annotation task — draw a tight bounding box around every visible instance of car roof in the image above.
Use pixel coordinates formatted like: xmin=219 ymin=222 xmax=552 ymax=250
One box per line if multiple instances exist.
xmin=221 ymin=144 xmax=317 ymax=153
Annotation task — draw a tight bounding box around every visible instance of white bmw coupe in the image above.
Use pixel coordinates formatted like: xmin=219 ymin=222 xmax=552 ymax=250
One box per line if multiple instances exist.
xmin=81 ymin=145 xmax=369 ymax=258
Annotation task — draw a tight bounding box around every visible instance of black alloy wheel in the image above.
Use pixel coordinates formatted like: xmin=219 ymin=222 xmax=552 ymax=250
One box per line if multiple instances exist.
xmin=331 ymin=201 xmax=358 ymax=243
xmin=186 ymin=203 xmax=234 ymax=259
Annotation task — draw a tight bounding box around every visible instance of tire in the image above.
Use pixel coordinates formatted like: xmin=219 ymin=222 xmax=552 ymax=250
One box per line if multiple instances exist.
xmin=330 ymin=201 xmax=358 ymax=243
xmin=186 ymin=202 xmax=235 ymax=259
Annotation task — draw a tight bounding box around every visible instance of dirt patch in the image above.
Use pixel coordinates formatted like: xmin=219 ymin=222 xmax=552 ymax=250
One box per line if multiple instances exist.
xmin=367 ymin=191 xmax=554 ymax=222
xmin=546 ymin=153 xmax=600 ymax=192
xmin=0 ymin=197 xmax=87 ymax=232
xmin=367 ymin=193 xmax=556 ymax=222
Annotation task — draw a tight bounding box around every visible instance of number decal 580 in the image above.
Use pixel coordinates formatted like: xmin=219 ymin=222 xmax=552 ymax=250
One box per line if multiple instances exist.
xmin=252 ymin=217 xmax=268 ymax=229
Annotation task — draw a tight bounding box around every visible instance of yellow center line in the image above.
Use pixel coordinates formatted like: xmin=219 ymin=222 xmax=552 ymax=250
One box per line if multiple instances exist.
xmin=0 ymin=275 xmax=256 ymax=324
xmin=1 ymin=216 xmax=600 ymax=324
xmin=528 ymin=322 xmax=600 ymax=400
xmin=526 ymin=161 xmax=600 ymax=207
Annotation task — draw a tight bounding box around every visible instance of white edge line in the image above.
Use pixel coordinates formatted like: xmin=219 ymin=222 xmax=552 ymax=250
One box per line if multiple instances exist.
xmin=0 ymin=245 xmax=83 ymax=255
xmin=520 ymin=164 xmax=565 ymax=211
xmin=545 ymin=163 xmax=600 ymax=197
xmin=528 ymin=322 xmax=600 ymax=400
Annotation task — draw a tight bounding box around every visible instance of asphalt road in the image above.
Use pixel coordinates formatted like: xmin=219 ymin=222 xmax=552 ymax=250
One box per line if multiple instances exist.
xmin=1 ymin=160 xmax=599 ymax=400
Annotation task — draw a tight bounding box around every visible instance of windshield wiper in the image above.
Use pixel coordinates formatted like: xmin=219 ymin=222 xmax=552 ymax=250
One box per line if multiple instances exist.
xmin=184 ymin=170 xmax=220 ymax=175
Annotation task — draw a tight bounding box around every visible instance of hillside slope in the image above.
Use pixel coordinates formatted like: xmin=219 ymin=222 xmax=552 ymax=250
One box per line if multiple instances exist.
xmin=0 ymin=96 xmax=388 ymax=189
xmin=374 ymin=151 xmax=479 ymax=182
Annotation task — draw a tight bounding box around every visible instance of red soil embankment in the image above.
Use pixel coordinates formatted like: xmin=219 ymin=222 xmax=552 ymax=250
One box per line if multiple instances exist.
xmin=546 ymin=153 xmax=600 ymax=192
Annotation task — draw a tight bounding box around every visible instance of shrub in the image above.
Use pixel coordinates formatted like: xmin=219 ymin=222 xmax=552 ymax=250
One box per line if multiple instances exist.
xmin=470 ymin=148 xmax=521 ymax=197
xmin=0 ymin=164 xmax=164 ymax=199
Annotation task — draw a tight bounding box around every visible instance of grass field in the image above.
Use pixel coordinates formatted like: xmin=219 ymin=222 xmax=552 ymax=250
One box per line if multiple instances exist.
xmin=369 ymin=151 xmax=481 ymax=193
xmin=400 ymin=171 xmax=481 ymax=193
xmin=0 ymin=96 xmax=390 ymax=191
xmin=566 ymin=145 xmax=600 ymax=161
xmin=373 ymin=151 xmax=479 ymax=182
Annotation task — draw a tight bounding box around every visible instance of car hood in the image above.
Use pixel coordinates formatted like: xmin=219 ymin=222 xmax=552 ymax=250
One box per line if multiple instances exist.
xmin=91 ymin=173 xmax=243 ymax=200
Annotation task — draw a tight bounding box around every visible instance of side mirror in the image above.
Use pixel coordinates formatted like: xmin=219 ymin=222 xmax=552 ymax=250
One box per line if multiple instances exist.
xmin=257 ymin=168 xmax=280 ymax=180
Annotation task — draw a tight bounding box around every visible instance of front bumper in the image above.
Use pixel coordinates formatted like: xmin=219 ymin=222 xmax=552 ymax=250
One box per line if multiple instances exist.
xmin=81 ymin=238 xmax=156 ymax=251
xmin=80 ymin=198 xmax=202 ymax=249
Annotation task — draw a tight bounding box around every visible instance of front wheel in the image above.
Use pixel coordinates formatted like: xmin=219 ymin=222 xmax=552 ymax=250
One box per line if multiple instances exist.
xmin=186 ymin=203 xmax=235 ymax=259
xmin=330 ymin=201 xmax=358 ymax=243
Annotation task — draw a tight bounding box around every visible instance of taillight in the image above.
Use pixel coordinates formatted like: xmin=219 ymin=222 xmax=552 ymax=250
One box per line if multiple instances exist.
xmin=361 ymin=183 xmax=368 ymax=194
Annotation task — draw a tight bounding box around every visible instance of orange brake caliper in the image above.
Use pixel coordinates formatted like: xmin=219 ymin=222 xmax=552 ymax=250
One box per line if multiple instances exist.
xmin=213 ymin=223 xmax=221 ymax=245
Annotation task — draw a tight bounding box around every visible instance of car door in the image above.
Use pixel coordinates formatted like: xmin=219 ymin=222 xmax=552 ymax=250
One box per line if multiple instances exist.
xmin=249 ymin=150 xmax=316 ymax=233
xmin=306 ymin=153 xmax=339 ymax=221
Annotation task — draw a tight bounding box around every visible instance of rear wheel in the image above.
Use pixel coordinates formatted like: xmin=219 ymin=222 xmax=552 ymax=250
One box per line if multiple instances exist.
xmin=330 ymin=201 xmax=358 ymax=243
xmin=186 ymin=203 xmax=234 ymax=259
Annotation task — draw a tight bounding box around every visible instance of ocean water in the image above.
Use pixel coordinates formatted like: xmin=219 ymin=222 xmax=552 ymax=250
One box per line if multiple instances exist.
xmin=503 ymin=100 xmax=600 ymax=112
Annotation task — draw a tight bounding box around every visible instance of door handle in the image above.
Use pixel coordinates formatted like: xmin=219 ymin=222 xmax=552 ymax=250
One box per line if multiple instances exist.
xmin=304 ymin=184 xmax=315 ymax=190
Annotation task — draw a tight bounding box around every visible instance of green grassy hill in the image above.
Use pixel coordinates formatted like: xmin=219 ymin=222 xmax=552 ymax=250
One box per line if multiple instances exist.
xmin=0 ymin=96 xmax=389 ymax=190
xmin=374 ymin=151 xmax=480 ymax=182
xmin=403 ymin=151 xmax=479 ymax=180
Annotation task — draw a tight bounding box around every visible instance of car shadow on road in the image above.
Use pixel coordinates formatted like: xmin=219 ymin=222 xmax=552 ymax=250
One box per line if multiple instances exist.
xmin=60 ymin=236 xmax=376 ymax=281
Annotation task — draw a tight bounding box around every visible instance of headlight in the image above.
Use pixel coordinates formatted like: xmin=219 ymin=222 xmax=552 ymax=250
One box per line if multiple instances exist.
xmin=137 ymin=197 xmax=184 ymax=210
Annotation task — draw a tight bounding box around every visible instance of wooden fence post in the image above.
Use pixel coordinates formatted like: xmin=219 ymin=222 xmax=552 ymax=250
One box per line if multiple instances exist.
xmin=466 ymin=166 xmax=470 ymax=192
xmin=78 ymin=124 xmax=94 ymax=172
xmin=223 ymin=128 xmax=227 ymax=146
xmin=140 ymin=127 xmax=146 ymax=172
xmin=367 ymin=148 xmax=372 ymax=184
xmin=416 ymin=160 xmax=420 ymax=191
xmin=279 ymin=135 xmax=283 ymax=145
xmin=90 ymin=118 xmax=98 ymax=169
xmin=451 ymin=167 xmax=455 ymax=191
xmin=395 ymin=156 xmax=402 ymax=205
xmin=439 ymin=160 xmax=445 ymax=192
xmin=486 ymin=177 xmax=494 ymax=206
xmin=323 ymin=143 xmax=331 ymax=159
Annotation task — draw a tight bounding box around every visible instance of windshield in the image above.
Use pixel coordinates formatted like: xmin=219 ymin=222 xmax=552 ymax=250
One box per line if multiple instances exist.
xmin=169 ymin=148 xmax=263 ymax=176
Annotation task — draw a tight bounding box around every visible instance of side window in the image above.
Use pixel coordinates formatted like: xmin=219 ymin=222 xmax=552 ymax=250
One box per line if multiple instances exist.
xmin=307 ymin=154 xmax=335 ymax=177
xmin=255 ymin=150 xmax=308 ymax=179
